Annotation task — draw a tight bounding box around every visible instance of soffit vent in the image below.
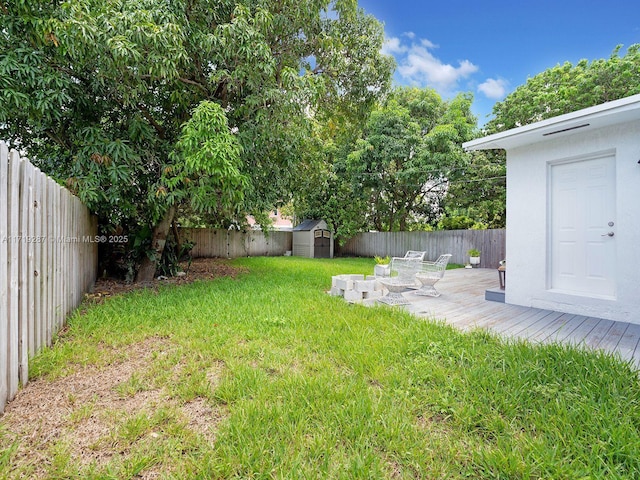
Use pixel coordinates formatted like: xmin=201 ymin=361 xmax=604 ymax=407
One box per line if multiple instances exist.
xmin=542 ymin=123 xmax=590 ymax=136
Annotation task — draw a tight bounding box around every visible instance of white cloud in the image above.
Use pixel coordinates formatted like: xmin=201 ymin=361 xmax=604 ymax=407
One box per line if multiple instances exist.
xmin=420 ymin=38 xmax=437 ymax=49
xmin=381 ymin=37 xmax=407 ymax=56
xmin=478 ymin=78 xmax=509 ymax=99
xmin=403 ymin=31 xmax=416 ymax=39
xmin=392 ymin=39 xmax=479 ymax=94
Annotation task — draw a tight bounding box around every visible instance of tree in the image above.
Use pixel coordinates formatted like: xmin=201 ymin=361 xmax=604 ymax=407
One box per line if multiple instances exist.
xmin=294 ymin=87 xmax=476 ymax=238
xmin=439 ymin=149 xmax=506 ymax=229
xmin=0 ymin=0 xmax=393 ymax=280
xmin=291 ymin=121 xmax=370 ymax=242
xmin=486 ymin=44 xmax=640 ymax=133
xmin=346 ymin=87 xmax=476 ymax=231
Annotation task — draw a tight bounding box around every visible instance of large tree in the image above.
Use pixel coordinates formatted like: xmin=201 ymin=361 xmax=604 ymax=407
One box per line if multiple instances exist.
xmin=487 ymin=44 xmax=640 ymax=133
xmin=347 ymin=87 xmax=476 ymax=231
xmin=295 ymin=87 xmax=476 ymax=237
xmin=0 ymin=0 xmax=393 ymax=280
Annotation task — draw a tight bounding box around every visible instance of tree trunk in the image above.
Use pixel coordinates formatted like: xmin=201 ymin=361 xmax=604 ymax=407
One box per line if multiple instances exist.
xmin=135 ymin=205 xmax=176 ymax=283
xmin=171 ymin=219 xmax=182 ymax=256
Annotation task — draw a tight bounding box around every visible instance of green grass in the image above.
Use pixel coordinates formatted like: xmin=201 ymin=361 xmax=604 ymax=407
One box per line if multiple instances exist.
xmin=2 ymin=256 xmax=640 ymax=479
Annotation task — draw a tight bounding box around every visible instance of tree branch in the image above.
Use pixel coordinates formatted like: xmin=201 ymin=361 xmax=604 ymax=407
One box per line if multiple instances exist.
xmin=178 ymin=77 xmax=209 ymax=94
xmin=45 ymin=130 xmax=72 ymax=151
xmin=137 ymin=103 xmax=166 ymax=139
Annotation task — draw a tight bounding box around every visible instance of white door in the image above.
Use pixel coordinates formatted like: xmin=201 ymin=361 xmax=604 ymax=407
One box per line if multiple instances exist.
xmin=550 ymin=155 xmax=616 ymax=297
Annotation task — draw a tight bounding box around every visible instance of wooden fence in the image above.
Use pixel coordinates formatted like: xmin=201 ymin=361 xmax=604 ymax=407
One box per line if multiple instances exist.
xmin=180 ymin=228 xmax=292 ymax=258
xmin=179 ymin=227 xmax=505 ymax=269
xmin=337 ymin=230 xmax=506 ymax=269
xmin=1 ymin=142 xmax=98 ymax=413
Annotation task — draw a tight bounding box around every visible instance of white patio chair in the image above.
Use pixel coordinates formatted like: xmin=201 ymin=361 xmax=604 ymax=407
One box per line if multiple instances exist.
xmin=377 ymin=255 xmax=423 ymax=305
xmin=414 ymin=254 xmax=452 ymax=297
xmin=403 ymin=250 xmax=426 ymax=261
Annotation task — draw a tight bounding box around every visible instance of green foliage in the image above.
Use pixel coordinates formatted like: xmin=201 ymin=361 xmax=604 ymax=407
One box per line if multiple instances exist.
xmin=468 ymin=248 xmax=480 ymax=257
xmin=487 ymin=44 xmax=640 ymax=133
xmin=157 ymin=236 xmax=194 ymax=278
xmin=0 ymin=0 xmax=393 ymax=274
xmin=165 ymin=101 xmax=247 ymax=221
xmin=438 ymin=214 xmax=477 ymax=230
xmin=295 ymin=87 xmax=476 ymax=239
xmin=350 ymin=88 xmax=476 ymax=231
xmin=374 ymin=255 xmax=390 ymax=265
xmin=442 ymin=150 xmax=506 ymax=229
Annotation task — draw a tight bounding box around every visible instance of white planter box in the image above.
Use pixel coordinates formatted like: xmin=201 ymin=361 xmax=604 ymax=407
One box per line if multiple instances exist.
xmin=374 ymin=264 xmax=391 ymax=277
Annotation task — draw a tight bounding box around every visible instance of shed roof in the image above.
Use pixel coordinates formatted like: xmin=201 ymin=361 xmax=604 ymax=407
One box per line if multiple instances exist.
xmin=463 ymin=93 xmax=640 ymax=151
xmin=293 ymin=219 xmax=325 ymax=232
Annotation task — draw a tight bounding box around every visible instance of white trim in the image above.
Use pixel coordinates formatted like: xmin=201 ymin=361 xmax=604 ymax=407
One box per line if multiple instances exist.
xmin=463 ymin=94 xmax=640 ymax=151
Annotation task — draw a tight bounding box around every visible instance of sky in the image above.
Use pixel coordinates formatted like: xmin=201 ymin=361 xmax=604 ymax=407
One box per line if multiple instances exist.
xmin=357 ymin=0 xmax=640 ymax=125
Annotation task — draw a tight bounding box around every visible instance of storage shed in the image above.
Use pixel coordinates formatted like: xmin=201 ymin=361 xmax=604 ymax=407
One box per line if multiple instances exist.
xmin=292 ymin=219 xmax=334 ymax=258
xmin=464 ymin=94 xmax=640 ymax=324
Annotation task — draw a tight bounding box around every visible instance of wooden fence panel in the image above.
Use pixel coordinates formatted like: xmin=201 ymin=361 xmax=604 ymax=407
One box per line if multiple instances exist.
xmin=179 ymin=227 xmax=504 ymax=267
xmin=337 ymin=230 xmax=506 ymax=269
xmin=0 ymin=141 xmax=98 ymax=413
xmin=180 ymin=228 xmax=293 ymax=259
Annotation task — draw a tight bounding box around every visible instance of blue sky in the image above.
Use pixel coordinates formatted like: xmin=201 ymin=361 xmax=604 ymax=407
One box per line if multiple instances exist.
xmin=358 ymin=0 xmax=640 ymax=125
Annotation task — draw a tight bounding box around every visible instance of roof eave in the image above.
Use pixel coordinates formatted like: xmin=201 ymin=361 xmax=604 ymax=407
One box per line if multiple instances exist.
xmin=463 ymin=93 xmax=640 ymax=152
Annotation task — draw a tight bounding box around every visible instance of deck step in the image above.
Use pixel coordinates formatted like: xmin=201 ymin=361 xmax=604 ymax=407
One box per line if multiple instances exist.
xmin=485 ymin=288 xmax=505 ymax=303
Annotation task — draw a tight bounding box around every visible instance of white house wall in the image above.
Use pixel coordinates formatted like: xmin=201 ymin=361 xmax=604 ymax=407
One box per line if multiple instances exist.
xmin=506 ymin=119 xmax=640 ymax=323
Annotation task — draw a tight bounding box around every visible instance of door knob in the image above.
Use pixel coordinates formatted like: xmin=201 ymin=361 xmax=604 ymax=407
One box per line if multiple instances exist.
xmin=601 ymin=232 xmax=615 ymax=237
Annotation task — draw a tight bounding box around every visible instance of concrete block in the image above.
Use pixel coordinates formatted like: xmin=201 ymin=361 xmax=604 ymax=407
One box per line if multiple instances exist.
xmin=363 ymin=290 xmax=382 ymax=300
xmin=354 ymin=279 xmax=377 ymax=293
xmin=333 ymin=277 xmax=353 ymax=290
xmin=344 ymin=289 xmax=363 ymax=302
xmin=329 ymin=287 xmax=344 ymax=297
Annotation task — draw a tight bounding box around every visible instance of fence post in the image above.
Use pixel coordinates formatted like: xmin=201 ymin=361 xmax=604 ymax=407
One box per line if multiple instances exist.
xmin=33 ymin=168 xmax=43 ymax=355
xmin=7 ymin=151 xmax=21 ymax=402
xmin=0 ymin=143 xmax=8 ymax=413
xmin=18 ymin=157 xmax=32 ymax=385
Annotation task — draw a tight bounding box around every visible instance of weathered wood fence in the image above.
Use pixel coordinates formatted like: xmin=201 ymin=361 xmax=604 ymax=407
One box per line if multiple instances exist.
xmin=337 ymin=230 xmax=506 ymax=269
xmin=180 ymin=228 xmax=292 ymax=258
xmin=179 ymin=227 xmax=505 ymax=268
xmin=1 ymin=142 xmax=98 ymax=413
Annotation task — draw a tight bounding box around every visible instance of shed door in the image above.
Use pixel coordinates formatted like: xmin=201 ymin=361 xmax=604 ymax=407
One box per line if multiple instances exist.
xmin=550 ymin=155 xmax=616 ymax=297
xmin=314 ymin=230 xmax=331 ymax=258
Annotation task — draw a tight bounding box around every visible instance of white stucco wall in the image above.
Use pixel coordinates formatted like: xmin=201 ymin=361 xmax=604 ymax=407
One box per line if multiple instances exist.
xmin=506 ymin=119 xmax=640 ymax=323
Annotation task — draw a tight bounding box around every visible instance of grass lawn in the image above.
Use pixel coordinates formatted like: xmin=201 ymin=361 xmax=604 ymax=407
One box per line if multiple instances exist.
xmin=1 ymin=257 xmax=639 ymax=479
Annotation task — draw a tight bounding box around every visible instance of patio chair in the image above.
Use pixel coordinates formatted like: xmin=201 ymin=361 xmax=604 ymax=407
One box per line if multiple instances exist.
xmin=413 ymin=254 xmax=452 ymax=297
xmin=403 ymin=250 xmax=427 ymax=261
xmin=377 ymin=255 xmax=423 ymax=305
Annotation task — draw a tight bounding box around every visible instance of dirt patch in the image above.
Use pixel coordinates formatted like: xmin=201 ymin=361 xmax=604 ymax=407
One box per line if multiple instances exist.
xmin=181 ymin=397 xmax=227 ymax=445
xmin=1 ymin=336 xmax=229 ymax=477
xmin=86 ymin=257 xmax=247 ymax=304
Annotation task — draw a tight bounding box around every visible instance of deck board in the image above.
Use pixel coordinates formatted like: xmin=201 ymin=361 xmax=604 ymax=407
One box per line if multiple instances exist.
xmin=614 ymin=323 xmax=640 ymax=362
xmin=374 ymin=268 xmax=640 ymax=370
xmin=528 ymin=313 xmax=577 ymax=342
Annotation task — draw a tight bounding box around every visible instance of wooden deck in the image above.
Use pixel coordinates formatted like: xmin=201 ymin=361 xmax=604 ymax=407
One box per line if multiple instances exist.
xmin=394 ymin=268 xmax=640 ymax=369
